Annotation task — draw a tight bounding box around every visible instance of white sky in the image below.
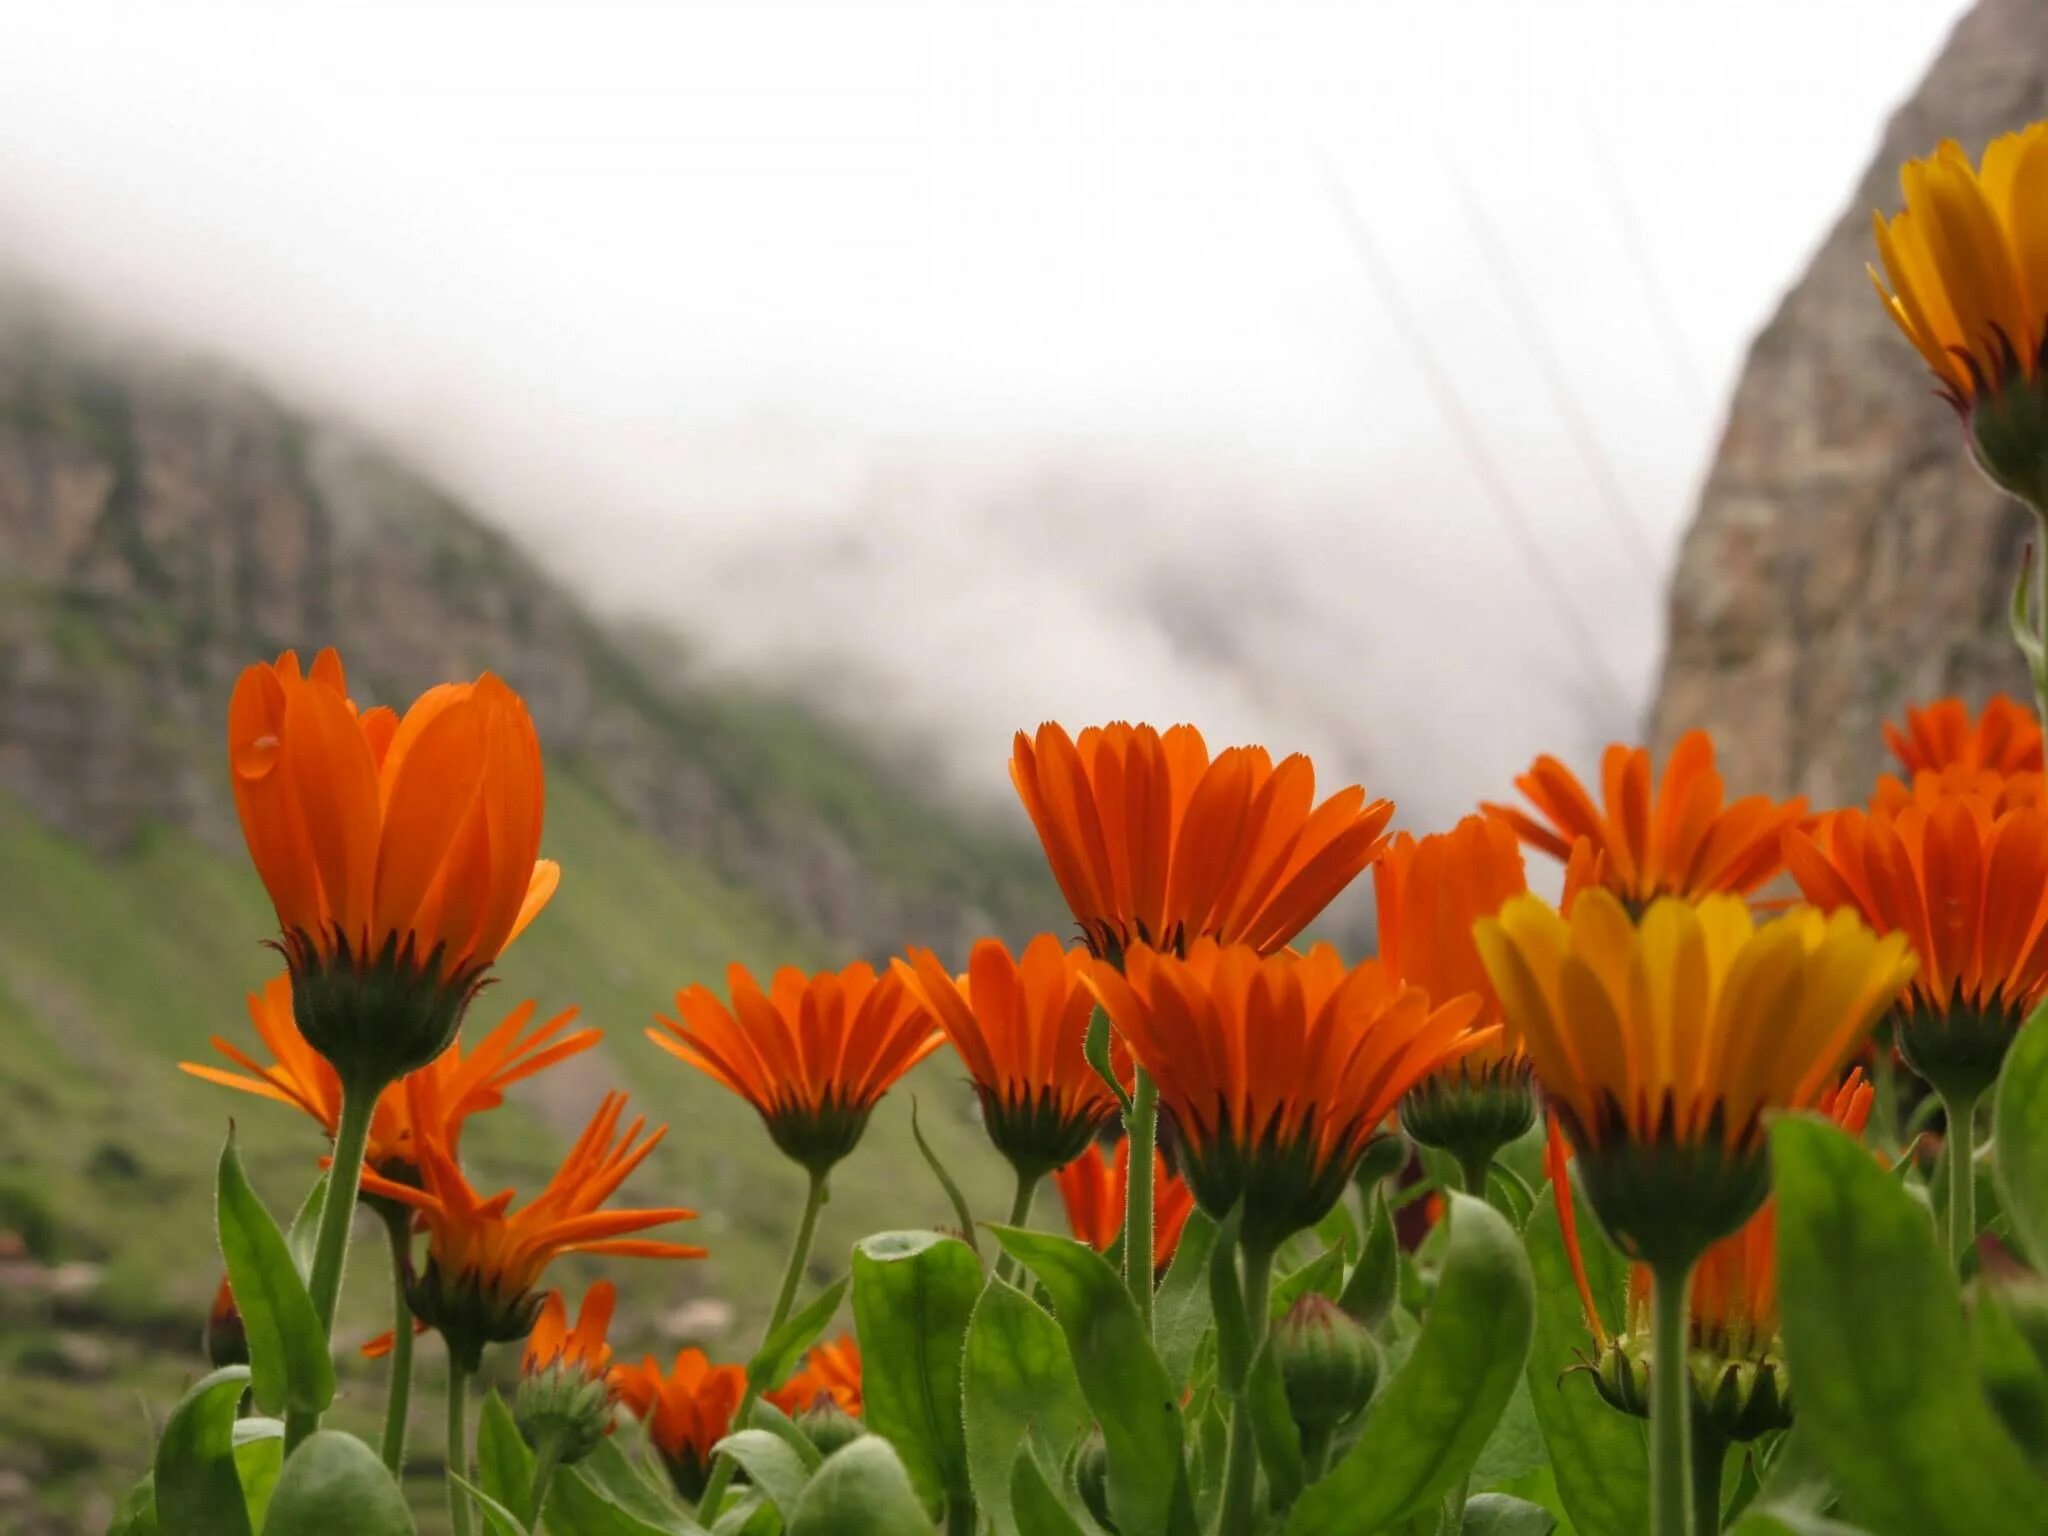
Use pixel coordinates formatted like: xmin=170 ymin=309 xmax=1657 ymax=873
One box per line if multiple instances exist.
xmin=0 ymin=0 xmax=1974 ymax=827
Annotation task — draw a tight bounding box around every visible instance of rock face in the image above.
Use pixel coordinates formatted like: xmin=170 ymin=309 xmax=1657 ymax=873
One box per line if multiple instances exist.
xmin=0 ymin=288 xmax=1046 ymax=957
xmin=1652 ymin=0 xmax=2048 ymax=801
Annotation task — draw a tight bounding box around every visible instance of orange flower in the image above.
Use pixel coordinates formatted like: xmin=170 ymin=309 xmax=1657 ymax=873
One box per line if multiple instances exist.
xmin=612 ymin=1349 xmax=747 ymax=1500
xmin=897 ymin=935 xmax=1124 ymax=1177
xmin=181 ymin=974 xmax=599 ymax=1179
xmin=360 ymin=1090 xmax=702 ymax=1368
xmin=1010 ymin=722 xmax=1392 ymax=960
xmin=649 ymin=960 xmax=943 ymax=1175
xmin=1053 ymin=1138 xmax=1195 ymax=1274
xmin=523 ymin=1282 xmax=616 ymax=1381
xmin=1787 ymin=786 xmax=2048 ymax=1101
xmin=1870 ymin=762 xmax=2043 ymax=818
xmin=228 ymin=649 xmax=559 ymax=1083
xmin=1885 ymin=696 xmax=2043 ymax=778
xmin=1084 ymin=941 xmax=1484 ymax=1249
xmin=1485 ymin=731 xmax=1806 ymax=907
xmin=766 ymin=1334 xmax=863 ymax=1418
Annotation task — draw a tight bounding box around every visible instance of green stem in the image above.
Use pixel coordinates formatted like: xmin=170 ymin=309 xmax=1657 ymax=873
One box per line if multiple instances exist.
xmin=1302 ymin=1424 xmax=1333 ymax=1485
xmin=1219 ymin=1240 xmax=1276 ymax=1536
xmin=994 ymin=1169 xmax=1040 ymax=1286
xmin=1649 ymin=1259 xmax=1696 ymax=1536
xmin=446 ymin=1359 xmax=472 ymax=1536
xmin=285 ymin=1073 xmax=379 ymax=1453
xmin=1690 ymin=1408 xmax=1727 ymax=1536
xmin=526 ymin=1427 xmax=567 ymax=1533
xmin=1872 ymin=1038 xmax=1901 ymax=1160
xmin=378 ymin=1203 xmax=416 ymax=1475
xmin=696 ymin=1169 xmax=831 ymax=1520
xmin=1436 ymin=1152 xmax=1495 ymax=1535
xmin=1455 ymin=1147 xmax=1494 ymax=1202
xmin=945 ymin=1492 xmax=978 ymax=1535
xmin=1943 ymin=1089 xmax=1982 ymax=1273
xmin=1124 ymin=1069 xmax=1159 ymax=1331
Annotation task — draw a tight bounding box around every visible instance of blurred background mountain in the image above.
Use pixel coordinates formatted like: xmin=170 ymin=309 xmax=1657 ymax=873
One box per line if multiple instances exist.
xmin=0 ymin=0 xmax=2033 ymax=1528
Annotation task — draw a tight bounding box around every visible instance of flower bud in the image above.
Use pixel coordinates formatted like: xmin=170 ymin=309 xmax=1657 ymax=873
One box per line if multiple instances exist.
xmin=796 ymin=1396 xmax=866 ymax=1458
xmin=205 ymin=1274 xmax=249 ymax=1370
xmin=1273 ymin=1294 xmax=1380 ymax=1431
xmin=1698 ymin=1354 xmax=1791 ymax=1443
xmin=1397 ymin=1060 xmax=1537 ymax=1187
xmin=516 ymin=1366 xmax=616 ymax=1466
xmin=1075 ymin=1429 xmax=1115 ymax=1533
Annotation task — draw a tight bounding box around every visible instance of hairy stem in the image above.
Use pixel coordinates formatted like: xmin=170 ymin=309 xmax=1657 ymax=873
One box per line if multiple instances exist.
xmin=1944 ymin=1089 xmax=1982 ymax=1273
xmin=378 ymin=1203 xmax=416 ymax=1474
xmin=446 ymin=1360 xmax=472 ymax=1536
xmin=285 ymin=1074 xmax=378 ymax=1453
xmin=1124 ymin=1069 xmax=1159 ymax=1331
xmin=995 ymin=1169 xmax=1039 ymax=1285
xmin=1219 ymin=1239 xmax=1276 ymax=1536
xmin=1650 ymin=1259 xmax=1696 ymax=1536
xmin=1690 ymin=1408 xmax=1728 ymax=1536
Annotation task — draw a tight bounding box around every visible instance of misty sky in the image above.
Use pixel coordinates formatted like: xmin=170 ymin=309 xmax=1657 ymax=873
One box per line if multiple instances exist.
xmin=0 ymin=1 xmax=1973 ymax=830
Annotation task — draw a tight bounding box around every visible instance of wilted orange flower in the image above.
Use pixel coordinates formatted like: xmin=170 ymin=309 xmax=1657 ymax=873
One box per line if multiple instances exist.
xmin=1053 ymin=1138 xmax=1195 ymax=1274
xmin=1485 ymin=731 xmax=1806 ymax=907
xmin=1084 ymin=941 xmax=1484 ymax=1248
xmin=1010 ymin=722 xmax=1392 ymax=961
xmin=359 ymin=1089 xmax=702 ymax=1367
xmin=1885 ymin=695 xmax=2043 ymax=778
xmin=612 ymin=1349 xmax=747 ymax=1500
xmin=1869 ymin=125 xmax=2048 ymax=410
xmin=649 ymin=960 xmax=943 ymax=1175
xmin=898 ymin=935 xmax=1124 ymax=1177
xmin=766 ymin=1334 xmax=862 ymax=1418
xmin=523 ymin=1282 xmax=616 ymax=1381
xmin=181 ymin=974 xmax=599 ymax=1178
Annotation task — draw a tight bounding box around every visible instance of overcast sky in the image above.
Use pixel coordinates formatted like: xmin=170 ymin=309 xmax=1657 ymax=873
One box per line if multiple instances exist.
xmin=0 ymin=0 xmax=1974 ymax=828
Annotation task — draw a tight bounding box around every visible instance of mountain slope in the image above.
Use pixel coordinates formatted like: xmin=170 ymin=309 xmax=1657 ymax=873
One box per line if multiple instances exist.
xmin=0 ymin=282 xmax=1055 ymax=1530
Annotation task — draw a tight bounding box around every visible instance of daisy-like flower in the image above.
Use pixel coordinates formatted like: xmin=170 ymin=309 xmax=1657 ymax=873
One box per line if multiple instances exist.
xmin=359 ymin=1090 xmax=703 ymax=1369
xmin=1484 ymin=732 xmax=1807 ymax=911
xmin=1476 ymin=891 xmax=1911 ymax=1271
xmin=1083 ymin=941 xmax=1485 ymax=1251
xmin=649 ymin=960 xmax=943 ymax=1176
xmin=1010 ymin=722 xmax=1392 ymax=962
xmin=766 ymin=1334 xmax=863 ymax=1419
xmin=228 ymin=648 xmax=559 ymax=1088
xmin=897 ymin=935 xmax=1124 ymax=1180
xmin=1053 ymin=1138 xmax=1196 ymax=1276
xmin=516 ymin=1282 xmax=619 ymax=1464
xmin=1884 ymin=695 xmax=2043 ymax=778
xmin=181 ymin=975 xmax=599 ymax=1182
xmin=612 ymin=1349 xmax=747 ymax=1502
xmin=1869 ymin=761 xmax=2043 ymax=818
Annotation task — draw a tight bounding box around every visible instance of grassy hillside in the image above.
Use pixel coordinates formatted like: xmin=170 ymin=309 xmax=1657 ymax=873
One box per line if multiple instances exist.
xmin=0 ymin=761 xmax=1029 ymax=1530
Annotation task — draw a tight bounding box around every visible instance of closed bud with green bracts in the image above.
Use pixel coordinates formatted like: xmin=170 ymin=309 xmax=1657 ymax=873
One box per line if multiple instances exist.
xmin=1075 ymin=1429 xmax=1115 ymax=1533
xmin=205 ymin=1274 xmax=248 ymax=1371
xmin=1697 ymin=1353 xmax=1792 ymax=1443
xmin=1398 ymin=1059 xmax=1537 ymax=1190
xmin=1273 ymin=1294 xmax=1381 ymax=1431
xmin=796 ymin=1396 xmax=866 ymax=1458
xmin=513 ymin=1284 xmax=618 ymax=1465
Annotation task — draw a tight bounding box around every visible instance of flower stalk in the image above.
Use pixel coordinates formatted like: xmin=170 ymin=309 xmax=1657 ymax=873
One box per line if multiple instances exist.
xmin=379 ymin=1202 xmax=417 ymax=1474
xmin=447 ymin=1359 xmax=473 ymax=1536
xmin=1123 ymin=1070 xmax=1158 ymax=1329
xmin=286 ymin=1072 xmax=379 ymax=1453
xmin=995 ymin=1170 xmax=1039 ymax=1286
xmin=1943 ymin=1089 xmax=1982 ymax=1272
xmin=1649 ymin=1259 xmax=1695 ymax=1536
xmin=1219 ymin=1238 xmax=1276 ymax=1536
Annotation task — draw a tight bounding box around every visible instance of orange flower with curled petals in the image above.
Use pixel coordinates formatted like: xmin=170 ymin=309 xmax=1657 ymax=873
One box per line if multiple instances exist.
xmin=648 ymin=960 xmax=943 ymax=1176
xmin=1485 ymin=731 xmax=1807 ymax=909
xmin=518 ymin=1282 xmax=621 ymax=1462
xmin=766 ymin=1334 xmax=862 ymax=1418
xmin=180 ymin=974 xmax=599 ymax=1180
xmin=897 ymin=935 xmax=1124 ymax=1178
xmin=1885 ymin=696 xmax=2043 ymax=778
xmin=1084 ymin=941 xmax=1485 ymax=1250
xmin=228 ymin=649 xmax=559 ymax=1085
xmin=1010 ymin=723 xmax=1392 ymax=961
xmin=360 ymin=1089 xmax=703 ymax=1369
xmin=522 ymin=1282 xmax=616 ymax=1381
xmin=1053 ymin=1138 xmax=1194 ymax=1275
xmin=612 ymin=1349 xmax=747 ymax=1500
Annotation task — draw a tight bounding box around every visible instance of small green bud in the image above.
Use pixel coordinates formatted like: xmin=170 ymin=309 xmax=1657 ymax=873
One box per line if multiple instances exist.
xmin=1273 ymin=1294 xmax=1380 ymax=1430
xmin=1697 ymin=1353 xmax=1791 ymax=1443
xmin=515 ymin=1366 xmax=616 ymax=1466
xmin=796 ymin=1396 xmax=866 ymax=1457
xmin=1075 ymin=1429 xmax=1115 ymax=1533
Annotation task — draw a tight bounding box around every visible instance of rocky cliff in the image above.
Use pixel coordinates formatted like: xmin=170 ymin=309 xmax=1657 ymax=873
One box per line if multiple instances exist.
xmin=1651 ymin=0 xmax=2048 ymax=797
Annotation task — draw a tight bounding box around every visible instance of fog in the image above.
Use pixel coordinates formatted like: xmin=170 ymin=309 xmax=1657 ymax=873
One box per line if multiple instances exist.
xmin=0 ymin=1 xmax=1971 ymax=826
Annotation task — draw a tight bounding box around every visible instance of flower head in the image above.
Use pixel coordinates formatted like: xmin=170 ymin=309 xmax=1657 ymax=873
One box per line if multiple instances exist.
xmin=897 ymin=935 xmax=1123 ymax=1178
xmin=1053 ymin=1138 xmax=1196 ymax=1275
xmin=650 ymin=960 xmax=942 ymax=1176
xmin=766 ymin=1334 xmax=863 ymax=1418
xmin=360 ymin=1090 xmax=703 ymax=1369
xmin=1478 ymin=891 xmax=1911 ymax=1268
xmin=1870 ymin=762 xmax=2043 ymax=818
xmin=229 ymin=649 xmax=559 ymax=1085
xmin=1011 ymin=722 xmax=1392 ymax=961
xmin=612 ymin=1349 xmax=747 ymax=1501
xmin=181 ymin=975 xmax=598 ymax=1183
xmin=517 ymin=1282 xmax=619 ymax=1463
xmin=1485 ymin=732 xmax=1807 ymax=909
xmin=1084 ymin=941 xmax=1485 ymax=1249
xmin=1787 ymin=788 xmax=2048 ymax=1100
xmin=1885 ymin=696 xmax=2043 ymax=778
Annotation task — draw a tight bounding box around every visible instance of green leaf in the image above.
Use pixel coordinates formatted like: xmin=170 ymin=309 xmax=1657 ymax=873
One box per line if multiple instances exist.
xmin=1354 ymin=1135 xmax=1409 ymax=1191
xmin=1519 ymin=1186 xmax=1648 ymax=1536
xmin=747 ymin=1276 xmax=850 ymax=1395
xmin=850 ymin=1230 xmax=980 ymax=1514
xmin=1771 ymin=1115 xmax=2048 ymax=1535
xmin=714 ymin=1429 xmax=813 ymax=1520
xmin=284 ymin=1174 xmax=328 ymax=1283
xmin=1208 ymin=1213 xmax=1252 ymax=1396
xmin=1084 ymin=1006 xmax=1134 ymax=1116
xmin=233 ymin=1432 xmax=283 ymax=1530
xmin=1467 ymin=1377 xmax=1545 ymax=1492
xmin=910 ymin=1098 xmax=980 ymax=1260
xmin=709 ymin=1495 xmax=779 ymax=1536
xmin=107 ymin=1473 xmax=158 ymax=1536
xmin=1288 ymin=1194 xmax=1534 ymax=1536
xmin=787 ymin=1439 xmax=933 ymax=1536
xmin=1730 ymin=1511 xmax=1877 ymax=1536
xmin=1462 ymin=1492 xmax=1558 ymax=1535
xmin=1155 ymin=1209 xmax=1220 ymax=1390
xmin=450 ymin=1473 xmax=530 ymax=1536
xmin=477 ymin=1388 xmax=537 ymax=1528
xmin=962 ymin=1281 xmax=1090 ymax=1536
xmin=1270 ymin=1248 xmax=1346 ymax=1320
xmin=1246 ymin=1342 xmax=1304 ymax=1509
xmin=216 ymin=1128 xmax=335 ymax=1418
xmin=576 ymin=1439 xmax=696 ymax=1530
xmin=260 ymin=1430 xmax=415 ymax=1536
xmin=1975 ymin=1282 xmax=2048 ymax=1468
xmin=1010 ymin=1445 xmax=1089 ymax=1536
xmin=1338 ymin=1185 xmax=1397 ymax=1328
xmin=992 ymin=1224 xmax=1200 ymax=1536
xmin=1484 ymin=1162 xmax=1538 ymax=1230
xmin=545 ymin=1463 xmax=699 ymax=1536
xmin=742 ymin=1397 xmax=824 ymax=1472
xmin=1996 ymin=1006 xmax=2048 ymax=1270
xmin=155 ymin=1366 xmax=254 ymax=1536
